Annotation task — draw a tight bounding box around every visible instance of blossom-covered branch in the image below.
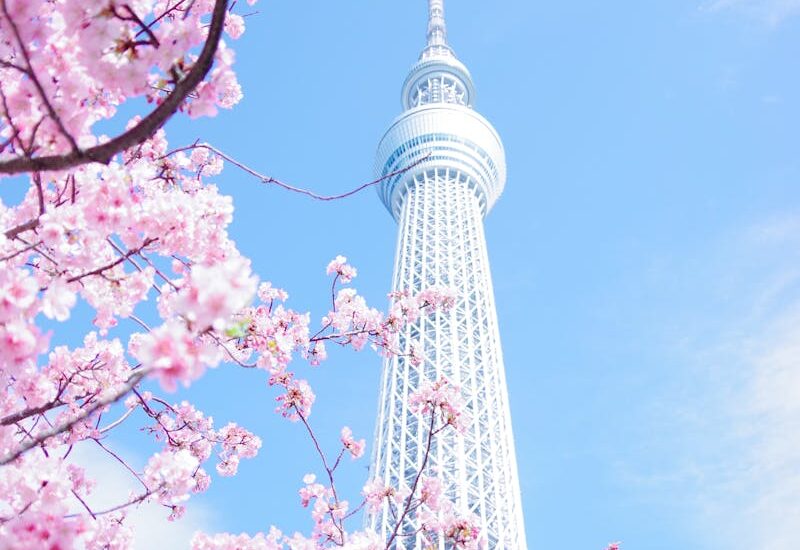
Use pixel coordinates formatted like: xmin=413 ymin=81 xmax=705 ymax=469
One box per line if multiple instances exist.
xmin=0 ymin=0 xmax=232 ymax=175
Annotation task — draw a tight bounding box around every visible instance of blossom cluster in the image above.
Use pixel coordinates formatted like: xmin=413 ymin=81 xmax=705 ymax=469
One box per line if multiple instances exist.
xmin=0 ymin=1 xmax=273 ymax=544
xmin=134 ymin=397 xmax=262 ymax=505
xmin=0 ymin=0 xmax=244 ymax=162
xmin=409 ymin=377 xmax=470 ymax=433
xmin=340 ymin=426 xmax=366 ymax=460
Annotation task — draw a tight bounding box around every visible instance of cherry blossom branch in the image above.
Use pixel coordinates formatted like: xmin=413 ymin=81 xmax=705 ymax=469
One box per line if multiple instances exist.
xmin=0 ymin=369 xmax=150 ymax=466
xmin=116 ymin=4 xmax=161 ymax=48
xmin=135 ymin=0 xmax=191 ymax=39
xmin=65 ymin=491 xmax=154 ymax=519
xmin=0 ymin=0 xmax=230 ymax=175
xmin=98 ymin=407 xmax=138 ymax=434
xmin=297 ymin=410 xmax=346 ymax=544
xmin=66 ymin=237 xmax=159 ymax=284
xmin=92 ymin=438 xmax=149 ymax=491
xmin=0 ymin=1 xmax=80 ymax=154
xmin=33 ymin=173 xmax=45 ymax=215
xmin=0 ymin=240 xmax=41 ymax=262
xmin=0 ymin=367 xmax=103 ymax=427
xmin=71 ymin=489 xmax=97 ymax=520
xmin=1 ymin=400 xmax=59 ymax=427
xmin=4 ymin=218 xmax=39 ymax=240
xmin=0 ymin=85 xmax=24 ymax=156
xmin=206 ymin=331 xmax=258 ymax=368
xmin=385 ymin=410 xmax=437 ymax=548
xmin=167 ymin=142 xmax=432 ymax=201
xmin=342 ymin=499 xmax=367 ymax=521
xmin=106 ymin=237 xmax=151 ymax=282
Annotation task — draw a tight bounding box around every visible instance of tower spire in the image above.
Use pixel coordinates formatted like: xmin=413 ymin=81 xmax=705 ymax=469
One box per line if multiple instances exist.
xmin=422 ymin=0 xmax=454 ymax=59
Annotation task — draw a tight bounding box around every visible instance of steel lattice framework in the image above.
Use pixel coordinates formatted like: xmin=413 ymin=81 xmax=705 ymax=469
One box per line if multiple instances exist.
xmin=368 ymin=1 xmax=527 ymax=548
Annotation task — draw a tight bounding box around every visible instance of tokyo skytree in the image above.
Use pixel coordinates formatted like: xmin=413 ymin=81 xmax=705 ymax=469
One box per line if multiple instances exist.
xmin=368 ymin=1 xmax=527 ymax=548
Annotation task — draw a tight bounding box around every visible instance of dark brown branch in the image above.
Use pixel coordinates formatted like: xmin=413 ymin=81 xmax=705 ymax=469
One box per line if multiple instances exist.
xmin=33 ymin=173 xmax=45 ymax=214
xmin=1 ymin=399 xmax=61 ymax=427
xmin=0 ymin=0 xmax=229 ymax=175
xmin=4 ymin=218 xmax=39 ymax=240
xmin=115 ymin=4 xmax=160 ymax=48
xmin=135 ymin=0 xmax=191 ymax=39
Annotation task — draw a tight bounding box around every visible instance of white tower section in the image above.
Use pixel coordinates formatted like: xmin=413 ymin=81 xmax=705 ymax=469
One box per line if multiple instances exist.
xmin=369 ymin=1 xmax=527 ymax=548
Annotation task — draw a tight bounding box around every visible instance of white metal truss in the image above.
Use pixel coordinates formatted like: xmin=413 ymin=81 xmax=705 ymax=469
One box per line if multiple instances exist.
xmin=369 ymin=170 xmax=526 ymax=549
xmin=368 ymin=1 xmax=527 ymax=548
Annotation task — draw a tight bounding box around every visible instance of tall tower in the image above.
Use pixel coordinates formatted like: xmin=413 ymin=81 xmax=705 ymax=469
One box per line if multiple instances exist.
xmin=369 ymin=1 xmax=526 ymax=548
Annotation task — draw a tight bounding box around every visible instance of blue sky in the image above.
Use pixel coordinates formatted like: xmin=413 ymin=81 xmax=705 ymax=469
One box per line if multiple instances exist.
xmin=9 ymin=0 xmax=800 ymax=548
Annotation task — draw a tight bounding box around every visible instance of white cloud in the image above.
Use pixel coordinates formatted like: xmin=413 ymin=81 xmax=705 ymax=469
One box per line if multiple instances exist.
xmin=679 ymin=216 xmax=800 ymax=549
xmin=701 ymin=0 xmax=800 ymax=25
xmin=735 ymin=310 xmax=800 ymax=549
xmin=615 ymin=212 xmax=800 ymax=549
xmin=69 ymin=443 xmax=216 ymax=550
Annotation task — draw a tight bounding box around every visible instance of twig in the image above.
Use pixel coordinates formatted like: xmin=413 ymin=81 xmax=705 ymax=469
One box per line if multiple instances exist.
xmin=66 ymin=237 xmax=158 ymax=283
xmin=384 ymin=410 xmax=437 ymax=548
xmin=298 ymin=410 xmax=346 ymax=544
xmin=165 ymin=142 xmax=432 ymax=202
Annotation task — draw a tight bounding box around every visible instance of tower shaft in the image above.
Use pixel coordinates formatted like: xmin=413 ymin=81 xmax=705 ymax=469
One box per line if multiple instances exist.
xmin=369 ymin=170 xmax=526 ymax=548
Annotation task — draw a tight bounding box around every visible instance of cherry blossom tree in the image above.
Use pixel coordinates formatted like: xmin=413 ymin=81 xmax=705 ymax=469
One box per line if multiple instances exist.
xmin=0 ymin=1 xmax=489 ymax=548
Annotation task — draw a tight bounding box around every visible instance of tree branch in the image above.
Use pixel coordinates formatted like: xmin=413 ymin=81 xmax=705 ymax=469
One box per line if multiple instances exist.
xmin=0 ymin=369 xmax=149 ymax=466
xmin=0 ymin=0 xmax=80 ymax=154
xmin=66 ymin=237 xmax=158 ymax=283
xmin=0 ymin=0 xmax=230 ymax=175
xmin=385 ymin=410 xmax=437 ymax=549
xmin=168 ymin=142 xmax=432 ymax=202
xmin=297 ymin=410 xmax=347 ymax=544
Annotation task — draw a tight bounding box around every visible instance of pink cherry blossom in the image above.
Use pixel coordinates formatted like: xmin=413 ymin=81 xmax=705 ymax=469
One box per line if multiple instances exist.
xmin=340 ymin=426 xmax=366 ymax=460
xmin=216 ymin=423 xmax=262 ymax=476
xmin=225 ymin=13 xmax=246 ymax=39
xmin=144 ymin=449 xmax=200 ymax=506
xmin=298 ymin=474 xmax=326 ymax=508
xmin=192 ymin=528 xmax=285 ymax=550
xmin=326 ymin=255 xmax=357 ymax=283
xmin=41 ymin=278 xmax=77 ymax=321
xmin=410 ymin=376 xmax=469 ymax=433
xmin=173 ymin=256 xmax=257 ymax=331
xmin=361 ymin=479 xmax=396 ymax=512
xmin=133 ymin=322 xmax=204 ymax=391
xmin=275 ymin=379 xmax=316 ymax=421
xmin=442 ymin=513 xmax=485 ymax=549
xmin=419 ymin=475 xmax=443 ymax=509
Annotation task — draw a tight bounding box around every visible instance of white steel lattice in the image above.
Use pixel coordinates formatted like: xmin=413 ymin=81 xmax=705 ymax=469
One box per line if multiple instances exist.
xmin=368 ymin=1 xmax=526 ymax=548
xmin=409 ymin=75 xmax=468 ymax=107
xmin=368 ymin=172 xmax=526 ymax=549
